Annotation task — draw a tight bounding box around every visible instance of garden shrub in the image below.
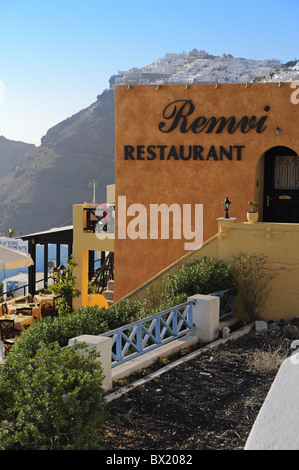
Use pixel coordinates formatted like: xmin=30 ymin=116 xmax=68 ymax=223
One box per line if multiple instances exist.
xmin=230 ymin=252 xmax=277 ymax=321
xmin=8 ymin=301 xmax=144 ymax=360
xmin=47 ymin=256 xmax=80 ymax=316
xmin=247 ymin=347 xmax=287 ymax=376
xmin=103 ymin=299 xmax=146 ymax=330
xmin=0 ymin=341 xmax=106 ymax=450
xmin=165 ymin=256 xmax=232 ymax=299
xmin=4 ymin=258 xmax=232 ymax=362
xmin=147 ymin=292 xmax=189 ymax=315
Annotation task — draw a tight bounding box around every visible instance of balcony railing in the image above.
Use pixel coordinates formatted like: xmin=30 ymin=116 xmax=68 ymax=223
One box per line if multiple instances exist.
xmin=83 ymin=207 xmax=103 ymax=232
xmin=103 ymin=300 xmax=195 ymax=367
xmin=1 ymin=275 xmax=55 ymax=300
xmin=102 ymin=287 xmax=236 ymax=367
xmin=92 ymin=252 xmax=114 ymax=294
xmin=83 ymin=206 xmax=115 ymax=233
xmin=210 ymin=287 xmax=236 ymax=319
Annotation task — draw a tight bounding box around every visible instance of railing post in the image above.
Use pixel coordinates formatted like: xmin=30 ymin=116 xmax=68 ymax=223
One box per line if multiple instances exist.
xmin=68 ymin=334 xmax=112 ymax=391
xmin=188 ymin=294 xmax=220 ymax=343
xmin=155 ymin=317 xmax=161 ymax=344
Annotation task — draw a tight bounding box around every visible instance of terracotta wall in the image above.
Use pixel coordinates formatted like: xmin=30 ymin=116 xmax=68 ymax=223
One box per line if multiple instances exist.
xmin=114 ymin=83 xmax=298 ymax=301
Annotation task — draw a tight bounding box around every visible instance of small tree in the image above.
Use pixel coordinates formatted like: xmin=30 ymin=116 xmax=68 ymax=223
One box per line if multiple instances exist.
xmin=0 ymin=227 xmax=22 ymax=238
xmin=230 ymin=252 xmax=277 ymax=321
xmin=47 ymin=256 xmax=80 ymax=316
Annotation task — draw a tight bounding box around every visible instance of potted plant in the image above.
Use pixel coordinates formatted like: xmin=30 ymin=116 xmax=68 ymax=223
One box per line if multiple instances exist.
xmin=247 ymin=201 xmax=258 ymax=223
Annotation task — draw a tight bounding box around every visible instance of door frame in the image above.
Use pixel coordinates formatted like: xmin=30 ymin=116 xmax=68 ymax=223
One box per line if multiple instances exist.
xmin=263 ymin=146 xmax=299 ymax=223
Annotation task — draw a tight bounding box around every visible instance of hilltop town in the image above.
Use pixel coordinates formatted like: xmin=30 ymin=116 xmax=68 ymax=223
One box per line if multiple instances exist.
xmin=109 ymin=49 xmax=299 ymax=88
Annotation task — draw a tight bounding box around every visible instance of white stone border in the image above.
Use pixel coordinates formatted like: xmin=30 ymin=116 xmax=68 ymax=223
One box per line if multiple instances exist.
xmin=105 ymin=323 xmax=254 ymax=402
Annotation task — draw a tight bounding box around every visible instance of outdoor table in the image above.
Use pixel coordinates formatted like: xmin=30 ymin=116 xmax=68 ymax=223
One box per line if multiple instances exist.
xmin=0 ymin=314 xmax=34 ymax=331
xmin=7 ymin=302 xmax=42 ymax=319
xmin=33 ymin=294 xmax=56 ymax=307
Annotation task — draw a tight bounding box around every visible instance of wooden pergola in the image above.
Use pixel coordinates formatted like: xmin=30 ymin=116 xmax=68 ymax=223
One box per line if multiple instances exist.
xmin=19 ymin=226 xmax=73 ymax=295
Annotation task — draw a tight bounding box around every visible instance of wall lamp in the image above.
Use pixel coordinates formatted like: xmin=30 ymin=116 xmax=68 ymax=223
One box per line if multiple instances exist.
xmin=275 ymin=127 xmax=281 ymax=136
xmin=222 ymin=197 xmax=231 ymax=219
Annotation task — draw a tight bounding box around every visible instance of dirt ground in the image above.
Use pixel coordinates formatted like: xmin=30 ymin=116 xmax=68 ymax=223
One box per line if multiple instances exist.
xmin=101 ymin=323 xmax=295 ymax=451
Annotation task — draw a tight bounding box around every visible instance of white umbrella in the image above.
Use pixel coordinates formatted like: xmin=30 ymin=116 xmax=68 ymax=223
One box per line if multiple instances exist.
xmin=0 ymin=245 xmax=34 ymax=270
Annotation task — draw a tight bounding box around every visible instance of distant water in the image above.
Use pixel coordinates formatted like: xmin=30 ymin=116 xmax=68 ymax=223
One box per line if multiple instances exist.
xmin=0 ymin=243 xmax=69 ymax=283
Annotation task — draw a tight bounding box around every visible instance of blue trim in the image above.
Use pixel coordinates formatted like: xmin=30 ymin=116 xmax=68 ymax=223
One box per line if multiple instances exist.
xmin=103 ymin=301 xmax=195 ymax=367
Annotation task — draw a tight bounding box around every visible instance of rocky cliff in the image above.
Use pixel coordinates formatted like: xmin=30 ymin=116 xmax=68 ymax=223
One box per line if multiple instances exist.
xmin=0 ymin=136 xmax=35 ymax=179
xmin=0 ymin=89 xmax=115 ymax=235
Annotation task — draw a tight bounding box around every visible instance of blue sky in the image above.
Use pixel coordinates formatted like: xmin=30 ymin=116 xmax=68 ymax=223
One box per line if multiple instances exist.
xmin=0 ymin=0 xmax=298 ymax=146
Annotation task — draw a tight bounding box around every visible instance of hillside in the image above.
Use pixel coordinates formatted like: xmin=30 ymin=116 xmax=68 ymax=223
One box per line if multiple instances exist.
xmin=0 ymin=50 xmax=298 ymax=236
xmin=0 ymin=136 xmax=35 ymax=179
xmin=0 ymin=89 xmax=115 ymax=235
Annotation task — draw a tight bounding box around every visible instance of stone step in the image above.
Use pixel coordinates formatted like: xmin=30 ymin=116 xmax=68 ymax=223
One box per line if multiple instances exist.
xmin=103 ymin=289 xmax=114 ymax=301
xmin=107 ymin=279 xmax=114 ymax=291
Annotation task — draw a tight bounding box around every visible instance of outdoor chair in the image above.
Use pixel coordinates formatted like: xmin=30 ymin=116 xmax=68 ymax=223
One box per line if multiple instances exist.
xmin=41 ymin=305 xmax=59 ymax=318
xmin=0 ymin=319 xmax=17 ymax=354
xmin=1 ymin=303 xmax=8 ymax=316
xmin=16 ymin=306 xmax=32 ymax=315
xmin=53 ymin=295 xmax=61 ymax=308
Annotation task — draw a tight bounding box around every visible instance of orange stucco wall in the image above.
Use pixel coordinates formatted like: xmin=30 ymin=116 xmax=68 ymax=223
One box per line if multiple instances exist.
xmin=114 ymin=82 xmax=299 ymax=301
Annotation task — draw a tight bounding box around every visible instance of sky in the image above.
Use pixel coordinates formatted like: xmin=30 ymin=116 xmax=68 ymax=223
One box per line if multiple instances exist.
xmin=0 ymin=0 xmax=298 ymax=146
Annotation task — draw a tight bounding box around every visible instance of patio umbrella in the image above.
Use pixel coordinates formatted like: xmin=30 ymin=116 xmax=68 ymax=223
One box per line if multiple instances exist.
xmin=0 ymin=245 xmax=34 ymax=270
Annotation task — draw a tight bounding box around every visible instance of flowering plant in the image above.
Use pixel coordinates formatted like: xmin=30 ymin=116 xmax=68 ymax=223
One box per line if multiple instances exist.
xmin=177 ymin=345 xmax=192 ymax=356
xmin=135 ymin=368 xmax=148 ymax=378
xmin=158 ymin=355 xmax=170 ymax=366
xmin=114 ymin=378 xmax=129 ymax=387
xmin=248 ymin=201 xmax=258 ymax=213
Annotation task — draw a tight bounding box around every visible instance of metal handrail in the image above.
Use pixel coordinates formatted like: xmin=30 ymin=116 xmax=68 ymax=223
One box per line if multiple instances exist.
xmin=83 ymin=207 xmax=106 ymax=231
xmin=1 ymin=275 xmax=55 ymax=299
xmin=83 ymin=206 xmax=115 ymax=233
xmin=209 ymin=286 xmax=237 ymax=319
xmin=92 ymin=252 xmax=114 ymax=294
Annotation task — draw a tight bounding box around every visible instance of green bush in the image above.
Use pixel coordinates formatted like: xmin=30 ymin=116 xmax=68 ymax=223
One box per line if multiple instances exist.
xmin=0 ymin=341 xmax=106 ymax=450
xmin=8 ymin=301 xmax=144 ymax=361
xmin=5 ymin=257 xmax=232 ymax=366
xmin=165 ymin=257 xmax=232 ymax=299
xmin=147 ymin=292 xmax=189 ymax=315
xmin=47 ymin=256 xmax=80 ymax=316
xmin=104 ymin=299 xmax=146 ymax=330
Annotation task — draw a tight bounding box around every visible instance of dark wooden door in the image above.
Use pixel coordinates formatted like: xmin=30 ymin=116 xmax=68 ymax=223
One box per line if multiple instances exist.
xmin=264 ymin=146 xmax=299 ymax=223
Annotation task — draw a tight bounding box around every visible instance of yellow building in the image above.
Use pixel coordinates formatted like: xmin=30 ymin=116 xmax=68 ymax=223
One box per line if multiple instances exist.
xmin=72 ymin=185 xmax=115 ymax=311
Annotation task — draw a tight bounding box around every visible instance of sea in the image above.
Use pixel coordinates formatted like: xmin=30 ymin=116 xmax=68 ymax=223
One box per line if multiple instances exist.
xmin=0 ymin=237 xmax=69 ymax=284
